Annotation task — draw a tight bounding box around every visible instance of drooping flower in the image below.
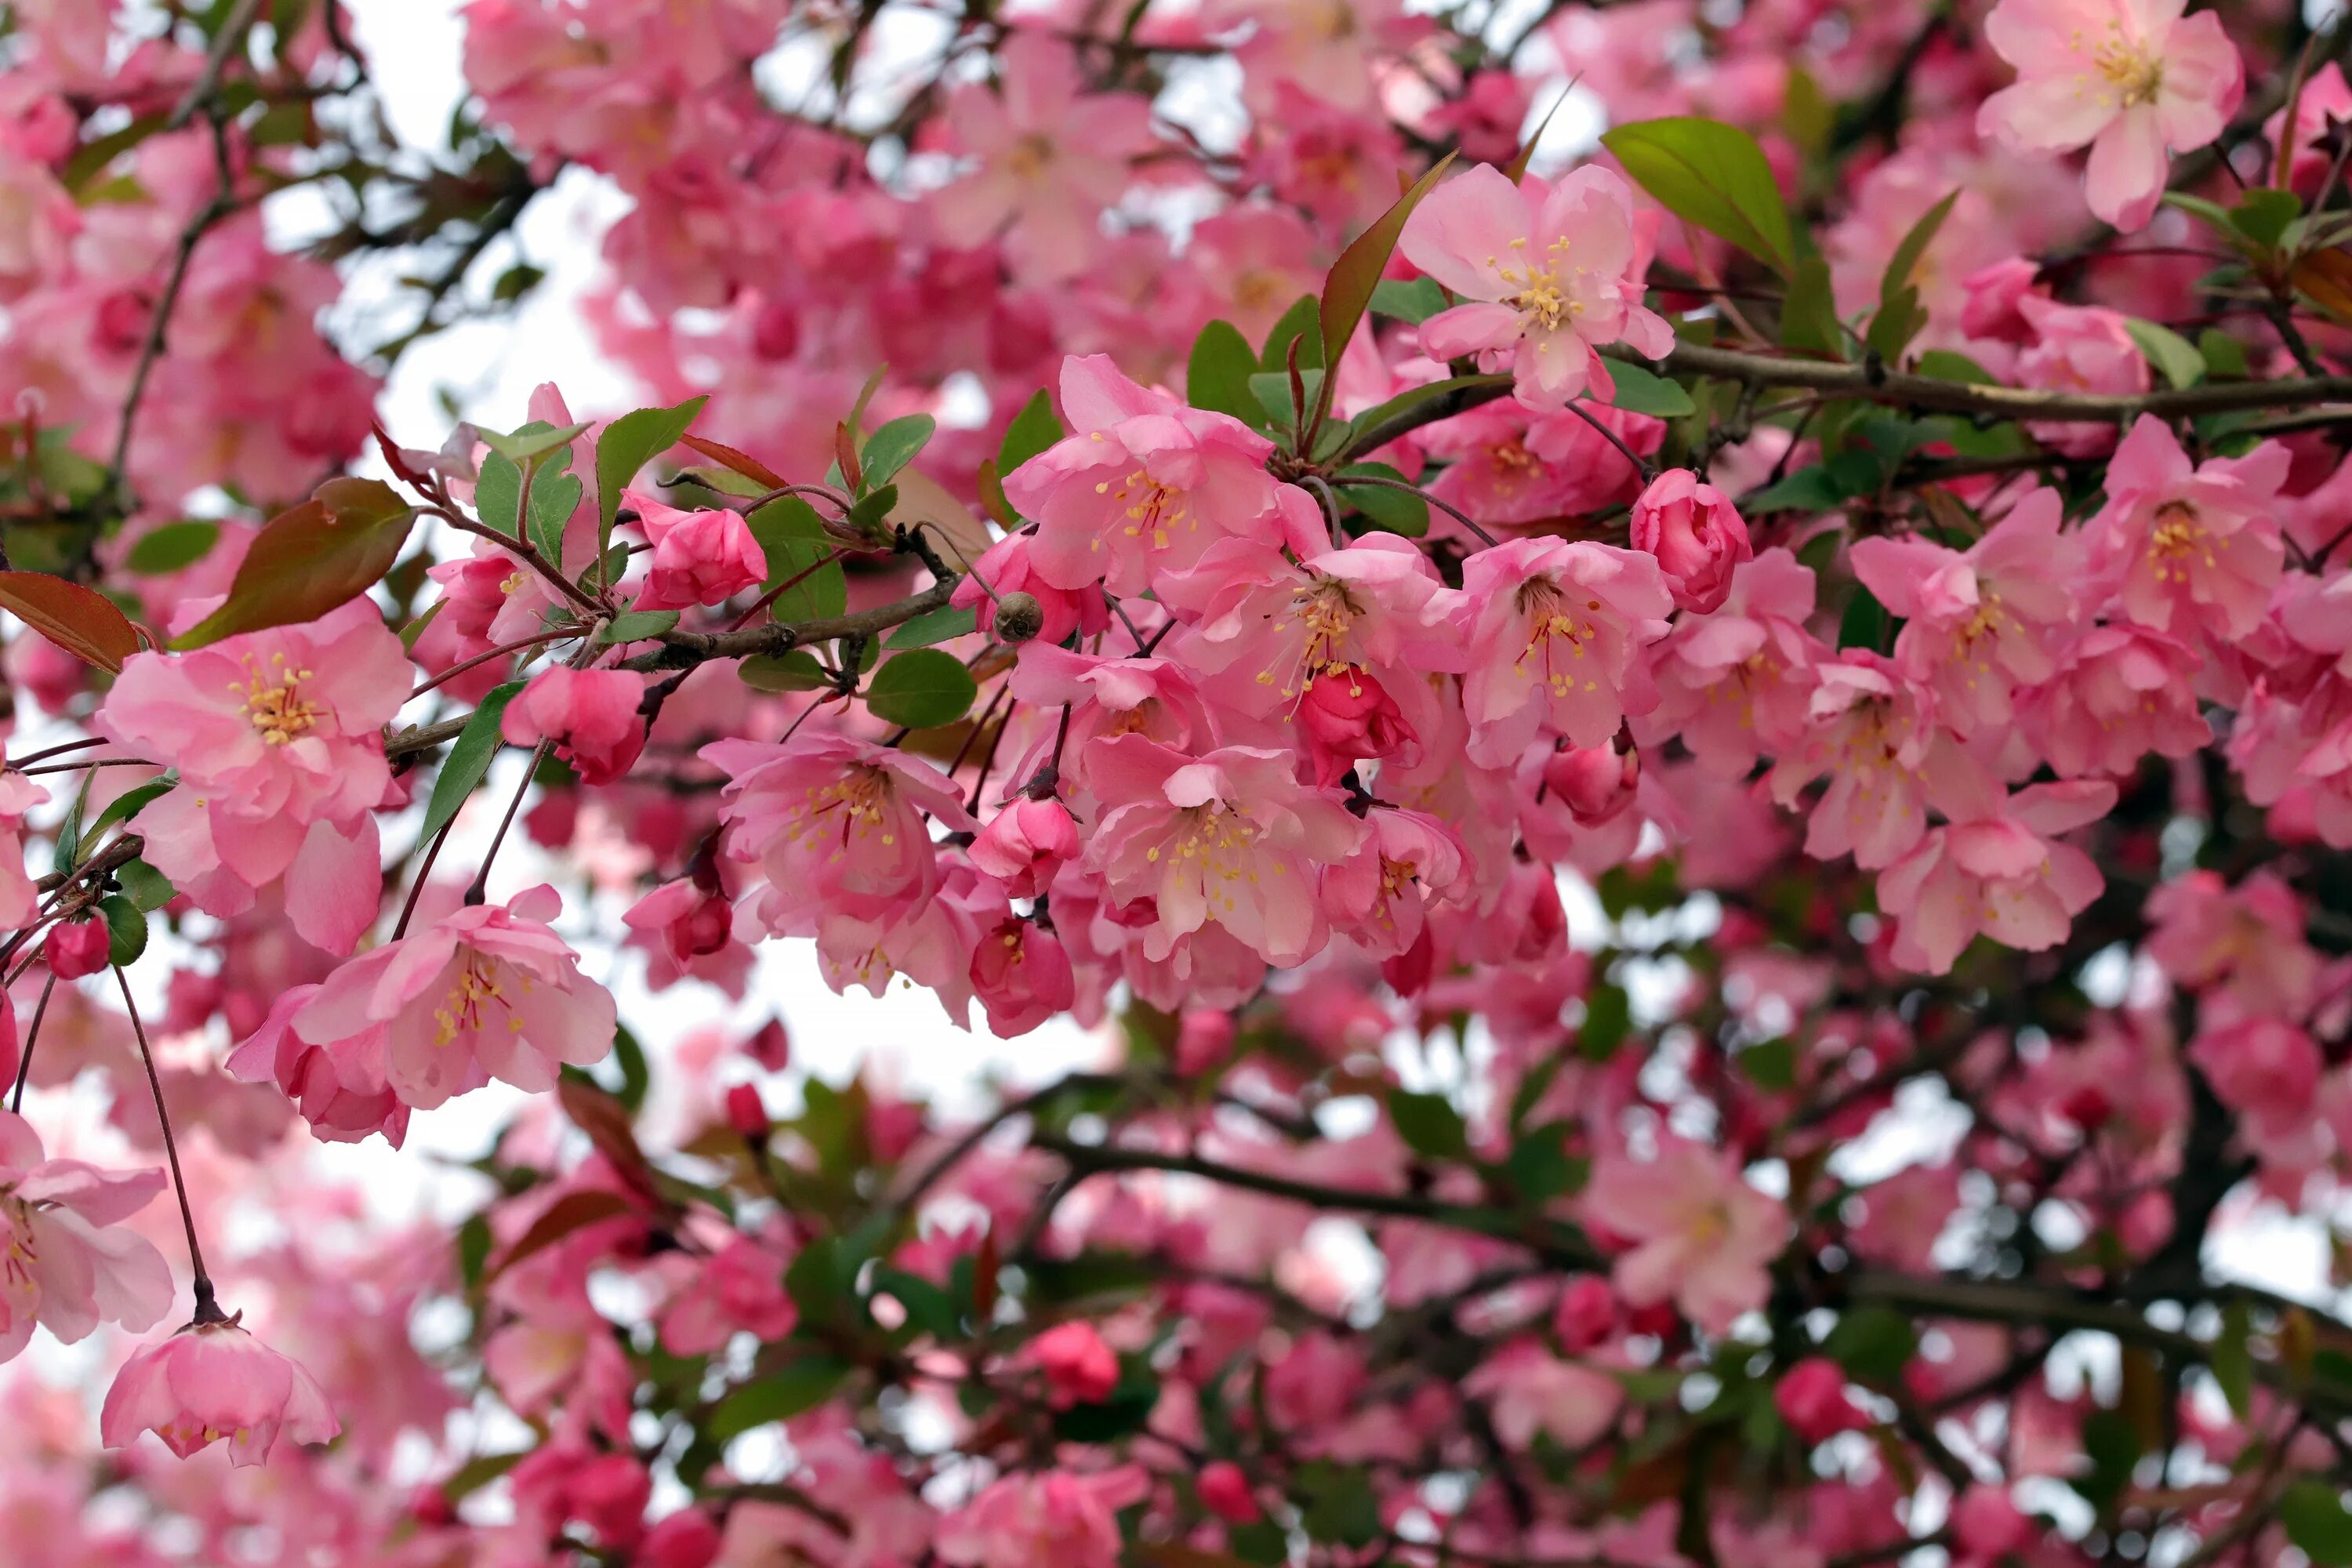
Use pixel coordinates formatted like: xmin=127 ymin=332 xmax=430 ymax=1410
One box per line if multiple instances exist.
xmin=968 ymin=797 xmax=1080 ymax=899
xmin=1319 ymin=806 xmax=1471 ymax=959
xmin=1768 ymin=652 xmax=1987 ymax=870
xmin=969 ymin=916 xmax=1076 ymax=1036
xmin=1401 ymin=163 xmax=1675 ymax=408
xmin=0 ymin=1109 xmax=172 ymax=1360
xmin=223 ymin=982 xmax=410 ymax=1147
xmin=1583 ymin=1134 xmax=1788 ymax=1335
xmin=1641 ymin=548 xmax=1821 ymax=776
xmin=1874 ymin=780 xmax=2116 ymax=975
xmin=1775 ymin=1358 xmax=1867 ymax=1443
xmin=101 ymin=1317 xmax=341 ymax=1466
xmin=1458 ymin=537 xmax=1673 ymax=767
xmin=2020 ymin=622 xmax=2209 ymax=777
xmin=1022 ymin=1319 xmax=1120 ymax=1407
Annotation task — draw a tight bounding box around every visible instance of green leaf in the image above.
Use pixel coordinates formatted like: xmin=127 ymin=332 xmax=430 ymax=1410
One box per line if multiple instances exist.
xmin=708 ymin=1353 xmax=855 ymax=1438
xmin=1337 ymin=463 xmax=1427 ymax=536
xmin=1316 ymin=151 xmax=1455 ymax=426
xmin=1838 ymin=584 xmax=1891 ymax=652
xmin=125 ymin=520 xmax=220 ymax=575
xmin=1258 ymin=295 xmax=1323 ymax=372
xmin=173 ymin=478 xmax=416 ymax=649
xmin=100 ymin=895 xmax=147 ymax=966
xmin=1601 ymin=118 xmax=1797 ymax=277
xmin=479 ymin=420 xmax=589 ymax=466
xmin=1188 ymin=320 xmax=1262 ymax=426
xmin=79 ymin=775 xmax=175 ymax=857
xmin=1915 ymin=349 xmax=1996 ymax=384
xmin=528 ymin=468 xmax=583 ymax=568
xmin=599 ymin=609 xmax=679 ymax=644
xmin=1878 ymin=191 xmax=1960 ymax=311
xmin=1388 ymin=1088 xmax=1470 ymax=1161
xmin=476 ymin=453 xmax=523 ymax=538
xmin=1605 ymin=361 xmax=1697 ymax=417
xmin=1745 ymin=466 xmax=1846 ymax=513
xmin=1341 ymin=372 xmax=1510 ymax=460
xmin=1249 ymin=369 xmax=1321 ymax=430
xmin=884 ymin=605 xmax=979 ymax=649
xmin=114 ymin=858 xmax=176 ymax=913
xmin=595 ymin=395 xmax=710 ymax=546
xmin=860 ymin=415 xmax=935 ymax=492
xmin=2284 ymin=1481 xmax=2352 ymax=1566
xmin=418 ymin=680 xmax=527 ymax=846
xmin=2233 ymin=187 xmax=2303 ymax=250
xmin=2199 ymin=328 xmax=2250 ymax=379
xmin=1737 ymin=1036 xmax=1798 ymax=1092
xmin=1369 ymin=277 xmax=1448 ymax=324
xmin=1578 ymin=982 xmax=1632 ymax=1061
xmin=1823 ymin=1305 xmax=1915 ymax=1383
xmin=2210 ymin=1299 xmax=2252 ymax=1419
xmin=2125 ymin=318 xmax=2206 ymax=391
xmin=997 ymin=389 xmax=1063 ymax=475
xmin=739 ymin=651 xmax=829 ymax=691
xmin=746 ymin=498 xmax=848 ymax=624
xmin=1781 ymin=255 xmax=1846 ymax=359
xmin=865 ymin=649 xmax=977 ymax=730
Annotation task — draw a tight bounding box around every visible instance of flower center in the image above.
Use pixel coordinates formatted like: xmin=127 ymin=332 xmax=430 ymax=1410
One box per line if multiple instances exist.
xmin=786 ymin=768 xmax=898 ymax=856
xmin=1094 ymin=467 xmax=1192 ymax=553
xmin=1491 ymin=237 xmax=1587 ymax=333
xmin=434 ymin=952 xmax=522 ymax=1047
xmin=2147 ymin=500 xmax=2220 ymax=581
xmin=236 ymin=652 xmax=321 ymax=745
xmin=1513 ymin=579 xmax=1604 ymax=696
xmin=1004 ymin=132 xmax=1056 ymax=180
xmin=1256 ymin=578 xmax=1361 ymax=700
xmin=2085 ymin=27 xmax=2164 ymax=108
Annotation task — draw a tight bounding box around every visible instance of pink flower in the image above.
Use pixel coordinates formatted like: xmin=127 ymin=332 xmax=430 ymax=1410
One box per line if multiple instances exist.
xmin=101 ymin=1318 xmax=340 ymax=1466
xmin=968 ymin=797 xmax=1080 ymax=898
xmin=1977 ymin=0 xmax=2242 ymax=230
xmin=2146 ymin=869 xmax=2320 ymax=1020
xmin=2087 ymin=414 xmax=2288 ymax=643
xmin=1294 ymin=665 xmax=1414 ymax=786
xmin=936 ymin=1468 xmax=1151 ymax=1568
xmin=970 ymin=917 xmax=1076 ymax=1036
xmin=1003 ymin=354 xmax=1280 ymax=597
xmin=97 ymin=598 xmax=408 ymax=954
xmin=289 ymin=885 xmax=616 ymax=1110
xmin=622 ymin=877 xmax=746 ymax=993
xmin=630 ymin=491 xmax=766 ymax=611
xmin=704 ymin=733 xmax=977 ymax=936
xmin=1460 ymin=537 xmax=1673 ymax=767
xmin=502 ymin=667 xmax=650 ymax=786
xmin=1775 ymin=1357 xmax=1867 ymax=1443
xmin=1084 ymin=735 xmax=1365 ymax=967
xmin=0 ymin=1109 xmax=171 ymax=1359
xmin=1197 ymin=1461 xmax=1258 ymax=1523
xmin=1401 ymin=164 xmax=1675 ymax=408
xmin=44 ymin=916 xmax=110 ymax=981
xmin=640 ymin=1510 xmax=724 ymax=1568
xmin=223 ymin=982 xmax=410 ymax=1146
xmin=2190 ymin=1016 xmax=2322 ymax=1145
xmin=1024 ymin=1320 xmax=1119 ymax=1406
xmin=660 ymin=1238 xmax=797 ymax=1356
xmin=1875 ymin=780 xmax=2116 ymax=975
xmin=1554 ymin=1276 xmax=1618 ymax=1350
xmin=1769 ymin=653 xmax=1985 ymax=870
xmin=1583 ymin=1134 xmax=1788 ymax=1335
xmin=2020 ymin=622 xmax=2209 ymax=777
xmin=952 ymin=530 xmax=1109 ymax=648
xmin=1543 ymin=740 xmax=1641 ymax=826
xmin=1850 ymin=488 xmax=2078 ymax=735
xmin=2016 ymin=298 xmax=2150 ymax=457
xmin=1631 ymin=469 xmax=1751 ymax=613
xmin=1642 ymin=548 xmax=1820 ymax=775
xmin=931 ymin=33 xmax=1156 ymax=282
xmin=1320 ymin=806 xmax=1469 ymax=959
xmin=0 ymin=771 xmax=47 ymax=931
xmin=1465 ymin=1338 xmax=1626 ymax=1450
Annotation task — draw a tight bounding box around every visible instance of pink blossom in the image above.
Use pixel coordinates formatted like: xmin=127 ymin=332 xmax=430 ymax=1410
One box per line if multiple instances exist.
xmin=1775 ymin=1358 xmax=1866 ymax=1443
xmin=2190 ymin=1016 xmax=2322 ymax=1145
xmin=1769 ymin=653 xmax=1986 ymax=870
xmin=2146 ymin=870 xmax=2320 ymax=1020
xmin=1583 ymin=1135 xmax=1788 ymax=1335
xmin=101 ymin=1318 xmax=340 ymax=1466
xmin=0 ymin=1109 xmax=171 ymax=1359
xmin=1631 ymin=469 xmax=1751 ymax=613
xmin=0 ymin=770 xmax=47 ymax=932
xmin=502 ymin=666 xmax=650 ymax=785
xmin=968 ymin=797 xmax=1080 ymax=898
xmin=660 ymin=1237 xmax=797 ymax=1356
xmin=1642 ymin=548 xmax=1821 ymax=775
xmin=44 ymin=916 xmax=110 ymax=981
xmin=1198 ymin=1461 xmax=1258 ymax=1523
xmin=641 ymin=1509 xmax=725 ymax=1568
xmin=1002 ymin=354 xmax=1281 ymax=597
xmin=1024 ymin=1320 xmax=1120 ymax=1406
xmin=622 ymin=877 xmax=749 ymax=993
xmin=2020 ymin=622 xmax=2209 ymax=777
xmin=1542 ymin=740 xmax=1642 ymax=827
xmin=2087 ymin=415 xmax=2288 ymax=642
xmin=1403 ymin=164 xmax=1675 ymax=408
xmin=970 ymin=916 xmax=1076 ymax=1036
xmin=1294 ymin=665 xmax=1414 ymax=786
xmin=1875 ymin=781 xmax=2116 ymax=975
xmin=1320 ymin=806 xmax=1470 ymax=959
xmin=952 ymin=530 xmax=1109 ymax=648
xmin=1978 ymin=0 xmax=2243 ymax=230
xmin=1554 ymin=1276 xmax=1619 ymax=1350
xmin=938 ymin=1468 xmax=1150 ymax=1568
xmin=1459 ymin=537 xmax=1673 ymax=767
xmin=1465 ymin=1338 xmax=1626 ymax=1450
xmin=630 ymin=490 xmax=766 ymax=611
xmin=2016 ymin=298 xmax=2150 ymax=457
xmin=223 ymin=982 xmax=410 ymax=1146
xmin=289 ymin=885 xmax=616 ymax=1110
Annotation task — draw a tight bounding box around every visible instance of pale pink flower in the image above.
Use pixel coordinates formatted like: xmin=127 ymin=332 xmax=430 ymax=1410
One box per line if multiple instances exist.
xmin=931 ymin=34 xmax=1156 ymax=282
xmin=1008 ymin=643 xmax=1218 ymax=804
xmin=1465 ymin=1338 xmax=1625 ymax=1450
xmin=2145 ymin=870 xmax=2321 ymax=1020
xmin=1084 ymin=735 xmax=1364 ymax=967
xmin=1874 ymin=780 xmax=2116 ymax=975
xmin=1852 ymin=488 xmax=2080 ymax=735
xmin=289 ymin=885 xmax=616 ymax=1110
xmin=2267 ymin=62 xmax=2352 ymax=198
xmin=1978 ymin=0 xmax=2242 ymax=230
xmin=0 ymin=771 xmax=46 ymax=932
xmin=101 ymin=1318 xmax=340 ymax=1466
xmin=630 ymin=491 xmax=766 ymax=611
xmin=223 ymin=982 xmax=411 ymax=1147
xmin=1187 ymin=205 xmax=1325 ymax=344
xmin=1642 ymin=548 xmax=1821 ymax=775
xmin=2190 ymin=1016 xmax=2322 ymax=1146
xmin=1002 ymin=354 xmax=1281 ymax=597
xmin=936 ymin=1468 xmax=1150 ymax=1568
xmin=1631 ymin=469 xmax=1751 ymax=613
xmin=660 ymin=1237 xmax=797 ymax=1356
xmin=2016 ymin=298 xmax=2150 ymax=457
xmin=1458 ymin=537 xmax=1673 ymax=767
xmin=1583 ymin=1135 xmax=1788 ymax=1335
xmin=2020 ymin=622 xmax=2209 ymax=777
xmin=1768 ymin=652 xmax=1987 ymax=870
xmin=0 ymin=1109 xmax=170 ymax=1360
xmin=1401 ymin=164 xmax=1675 ymax=408
xmin=502 ymin=667 xmax=650 ymax=785
xmin=704 ymin=733 xmax=977 ymax=936
xmin=968 ymin=797 xmax=1080 ymax=899
xmin=1543 ymin=740 xmax=1642 ymax=827
xmin=2087 ymin=415 xmax=2288 ymax=642
xmin=97 ymin=598 xmax=407 ymax=953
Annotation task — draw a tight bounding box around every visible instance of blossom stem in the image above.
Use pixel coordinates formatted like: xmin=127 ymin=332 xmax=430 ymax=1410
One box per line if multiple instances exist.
xmin=114 ymin=965 xmax=214 ymax=1309
xmin=391 ymin=817 xmax=456 ymax=941
xmin=4 ymin=736 xmax=105 ymax=769
xmin=407 ymin=626 xmax=586 ymax=701
xmin=1332 ymin=473 xmax=1500 ymax=548
xmin=8 ymin=973 xmax=56 ymax=1114
xmin=464 ymin=739 xmax=553 ymax=906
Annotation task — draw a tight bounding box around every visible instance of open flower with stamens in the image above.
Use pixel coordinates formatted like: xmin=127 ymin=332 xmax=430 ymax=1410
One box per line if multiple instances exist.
xmin=1319 ymin=806 xmax=1471 ymax=959
xmin=289 ymin=885 xmax=615 ymax=1111
xmin=98 ymin=598 xmax=410 ymax=955
xmin=1400 ymin=163 xmax=1674 ymax=408
xmin=1458 ymin=537 xmax=1673 ymax=768
xmin=1767 ymin=652 xmax=1991 ymax=870
xmin=102 ymin=1316 xmax=339 ymax=1467
xmin=2086 ymin=414 xmax=2287 ymax=643
xmin=0 ymin=1109 xmax=172 ymax=1362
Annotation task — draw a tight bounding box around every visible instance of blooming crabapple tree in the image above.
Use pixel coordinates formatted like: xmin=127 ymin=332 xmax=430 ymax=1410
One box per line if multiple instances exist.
xmin=16 ymin=2 xmax=2352 ymax=1568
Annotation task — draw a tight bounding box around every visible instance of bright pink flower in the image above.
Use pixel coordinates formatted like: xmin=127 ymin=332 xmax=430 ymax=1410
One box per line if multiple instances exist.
xmin=2020 ymin=622 xmax=2209 ymax=776
xmin=1950 ymin=1487 xmax=2038 ymax=1567
xmin=512 ymin=1437 xmax=651 ymax=1549
xmin=1631 ymin=469 xmax=1751 ymax=613
xmin=289 ymin=885 xmax=616 ymax=1110
xmin=1004 ymin=355 xmax=1280 ymax=597
xmin=2146 ymin=870 xmax=2320 ymax=1020
xmin=502 ymin=666 xmax=650 ymax=785
xmin=101 ymin=1318 xmax=340 ymax=1466
xmin=1960 ymin=256 xmax=2044 ymax=343
xmin=1024 ymin=1319 xmax=1119 ymax=1406
xmin=1642 ymin=548 xmax=1820 ymax=775
xmin=2087 ymin=415 xmax=2288 ymax=642
xmin=953 ymin=530 xmax=1109 ymax=648
xmin=0 ymin=1109 xmax=170 ymax=1359
xmin=1775 ymin=1358 xmax=1867 ymax=1443
xmin=1401 ymin=164 xmax=1675 ymax=408
xmin=639 ymin=1509 xmax=724 ymax=1568
xmin=725 ymin=1083 xmax=768 ymax=1137
xmin=622 ymin=877 xmax=746 ymax=993
xmin=969 ymin=917 xmax=1076 ymax=1036
xmin=931 ymin=33 xmax=1156 ymax=282
xmin=1542 ymin=739 xmax=1641 ymax=826
xmin=1459 ymin=537 xmax=1673 ymax=767
xmin=1084 ymin=735 xmax=1365 ymax=967
xmin=1769 ymin=653 xmax=1987 ymax=870
xmin=224 ymin=982 xmax=410 ymax=1146
xmin=1009 ymin=644 xmax=1219 ymax=805
xmin=1197 ymin=1461 xmax=1258 ymax=1523
xmin=2016 ymin=297 xmax=2150 ymax=457
xmin=0 ymin=771 xmax=46 ymax=932
xmin=968 ymin=797 xmax=1080 ymax=898
xmin=1875 ymin=780 xmax=2115 ymax=975
xmin=1553 ymin=1275 xmax=1619 ymax=1350
xmin=937 ymin=1467 xmax=1151 ymax=1568
xmin=2267 ymin=62 xmax=2352 ymax=198
xmin=1294 ymin=665 xmax=1414 ymax=786
xmin=1851 ymin=488 xmax=2079 ymax=735
xmin=97 ymin=598 xmax=407 ymax=953
xmin=2190 ymin=1016 xmax=2322 ymax=1145
xmin=630 ymin=490 xmax=766 ymax=611
xmin=1583 ymin=1134 xmax=1788 ymax=1335
xmin=661 ymin=1237 xmax=797 ymax=1356
xmin=1977 ymin=0 xmax=2242 ymax=230
xmin=44 ymin=916 xmax=110 ymax=981
xmin=1465 ymin=1338 xmax=1625 ymax=1450
xmin=1321 ymin=806 xmax=1470 ymax=958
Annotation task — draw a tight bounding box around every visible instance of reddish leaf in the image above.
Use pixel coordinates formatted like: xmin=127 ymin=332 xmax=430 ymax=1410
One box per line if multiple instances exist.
xmin=2296 ymin=248 xmax=2352 ymax=324
xmin=557 ymin=1074 xmax=663 ymax=1207
xmin=0 ymin=572 xmax=142 ymax=674
xmin=485 ymin=1189 xmax=636 ymax=1283
xmin=976 ymin=456 xmax=1017 ymax=529
xmin=681 ymin=433 xmax=787 ymax=491
xmin=833 ymin=421 xmax=863 ymax=492
xmin=172 ymin=478 xmax=416 ymax=649
xmin=1504 ymin=92 xmax=1569 ymax=181
xmin=1314 ymin=151 xmax=1457 ymax=430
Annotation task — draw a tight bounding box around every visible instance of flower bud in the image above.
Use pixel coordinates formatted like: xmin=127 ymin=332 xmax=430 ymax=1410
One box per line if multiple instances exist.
xmin=45 ymin=916 xmax=110 ymax=980
xmin=1199 ymin=1461 xmax=1258 ymax=1523
xmin=1542 ymin=742 xmax=1639 ymax=826
xmin=725 ymin=1083 xmax=768 ymax=1138
xmin=969 ymin=797 xmax=1079 ymax=898
xmin=1630 ymin=468 xmax=1751 ymax=613
xmin=992 ymin=590 xmax=1045 ymax=643
xmin=1773 ymin=1356 xmax=1866 ymax=1443
xmin=1553 ymin=1275 xmax=1618 ymax=1351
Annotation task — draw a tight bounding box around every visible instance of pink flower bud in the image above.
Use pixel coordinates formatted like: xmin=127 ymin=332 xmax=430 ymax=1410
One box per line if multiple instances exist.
xmin=1553 ymin=1276 xmax=1617 ymax=1351
xmin=45 ymin=916 xmax=110 ymax=980
xmin=1949 ymin=1485 xmax=2036 ymax=1563
xmin=1773 ymin=1356 xmax=1865 ymax=1443
xmin=1296 ymin=665 xmax=1413 ymax=787
xmin=639 ymin=1508 xmax=724 ymax=1568
xmin=743 ymin=1017 xmax=790 ymax=1070
xmin=1025 ymin=1319 xmax=1120 ymax=1407
xmin=1542 ymin=742 xmax=1640 ymax=826
xmin=725 ymin=1083 xmax=768 ymax=1138
xmin=630 ymin=492 xmax=768 ymax=611
xmin=501 ymin=667 xmax=649 ymax=786
xmin=1959 ymin=256 xmax=2041 ymax=343
xmin=969 ymin=797 xmax=1080 ymax=898
xmin=970 ymin=919 xmax=1075 ymax=1037
xmin=1198 ymin=1461 xmax=1258 ymax=1523
xmin=1175 ymin=1008 xmax=1236 ymax=1076
xmin=1630 ymin=469 xmax=1751 ymax=613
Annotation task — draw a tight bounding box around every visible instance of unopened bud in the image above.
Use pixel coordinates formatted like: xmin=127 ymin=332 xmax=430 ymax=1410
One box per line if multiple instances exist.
xmin=993 ymin=590 xmax=1045 ymax=644
xmin=725 ymin=1083 xmax=768 ymax=1139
